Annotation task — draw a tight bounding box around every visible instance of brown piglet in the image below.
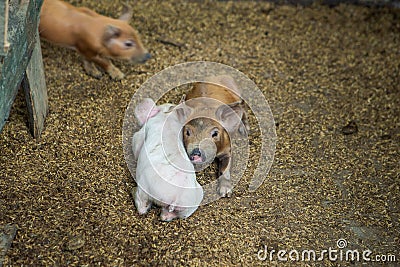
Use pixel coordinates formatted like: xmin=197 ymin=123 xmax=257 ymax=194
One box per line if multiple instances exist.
xmin=39 ymin=0 xmax=151 ymax=80
xmin=180 ymin=75 xmax=249 ymax=197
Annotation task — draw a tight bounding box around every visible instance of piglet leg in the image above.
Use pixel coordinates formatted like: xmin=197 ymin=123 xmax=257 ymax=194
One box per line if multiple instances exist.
xmin=83 ymin=59 xmax=103 ymax=78
xmin=160 ymin=207 xmax=179 ymax=222
xmin=217 ymin=155 xmax=233 ymax=197
xmin=82 ymin=53 xmax=124 ymax=80
xmin=135 ymin=187 xmax=151 ymax=215
xmin=239 ymin=110 xmax=250 ymax=135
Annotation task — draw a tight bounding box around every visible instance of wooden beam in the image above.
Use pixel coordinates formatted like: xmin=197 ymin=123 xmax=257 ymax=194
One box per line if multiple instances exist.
xmin=0 ymin=0 xmax=46 ymax=137
xmin=0 ymin=1 xmax=10 ymax=56
xmin=22 ymin=31 xmax=48 ymax=138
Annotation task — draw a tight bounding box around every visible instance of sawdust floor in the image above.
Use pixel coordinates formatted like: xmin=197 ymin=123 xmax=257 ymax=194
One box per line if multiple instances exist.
xmin=1 ymin=0 xmax=399 ymax=266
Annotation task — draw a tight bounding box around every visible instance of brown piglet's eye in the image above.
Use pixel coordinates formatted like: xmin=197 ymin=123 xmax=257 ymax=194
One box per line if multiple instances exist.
xmin=211 ymin=130 xmax=218 ymax=138
xmin=124 ymin=40 xmax=136 ymax=47
xmin=186 ymin=129 xmax=191 ymax=136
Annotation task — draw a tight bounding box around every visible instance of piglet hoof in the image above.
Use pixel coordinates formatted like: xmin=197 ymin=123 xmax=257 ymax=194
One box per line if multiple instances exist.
xmin=83 ymin=61 xmax=103 ymax=79
xmin=137 ymin=204 xmax=151 ymax=215
xmin=87 ymin=68 xmax=103 ymax=79
xmin=108 ymin=67 xmax=125 ymax=80
xmin=135 ymin=199 xmax=151 ymax=215
xmin=160 ymin=209 xmax=178 ymax=222
xmin=217 ymin=177 xmax=233 ymax=198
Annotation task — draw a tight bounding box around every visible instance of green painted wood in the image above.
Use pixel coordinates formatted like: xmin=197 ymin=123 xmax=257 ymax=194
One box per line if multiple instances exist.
xmin=22 ymin=31 xmax=48 ymax=138
xmin=0 ymin=1 xmax=10 ymax=56
xmin=0 ymin=0 xmax=44 ymax=136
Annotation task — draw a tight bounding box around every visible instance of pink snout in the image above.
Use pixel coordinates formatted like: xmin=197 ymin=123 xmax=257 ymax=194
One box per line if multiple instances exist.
xmin=189 ymin=148 xmax=206 ymax=163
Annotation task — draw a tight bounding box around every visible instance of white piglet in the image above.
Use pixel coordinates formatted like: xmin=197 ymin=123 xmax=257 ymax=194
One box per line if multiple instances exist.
xmin=132 ymin=98 xmax=203 ymax=221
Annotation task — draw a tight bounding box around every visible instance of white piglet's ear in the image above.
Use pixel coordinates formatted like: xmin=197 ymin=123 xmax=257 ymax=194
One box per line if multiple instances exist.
xmin=215 ymin=102 xmax=243 ymax=133
xmin=134 ymin=98 xmax=160 ymax=126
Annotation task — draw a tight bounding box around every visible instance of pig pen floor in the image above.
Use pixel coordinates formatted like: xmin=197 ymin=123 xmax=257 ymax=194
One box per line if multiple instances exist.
xmin=1 ymin=0 xmax=399 ymax=266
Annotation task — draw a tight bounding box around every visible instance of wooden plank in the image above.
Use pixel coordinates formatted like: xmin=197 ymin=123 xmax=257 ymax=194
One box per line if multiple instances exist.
xmin=0 ymin=1 xmax=10 ymax=56
xmin=22 ymin=31 xmax=48 ymax=138
xmin=0 ymin=224 xmax=17 ymax=267
xmin=0 ymin=0 xmax=44 ymax=134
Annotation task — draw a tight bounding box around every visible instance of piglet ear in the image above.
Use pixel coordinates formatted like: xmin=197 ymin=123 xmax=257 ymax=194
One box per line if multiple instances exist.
xmin=119 ymin=2 xmax=133 ymax=22
xmin=135 ymin=98 xmax=160 ymax=125
xmin=215 ymin=101 xmax=243 ymax=133
xmin=174 ymin=102 xmax=193 ymax=124
xmin=103 ymin=25 xmax=121 ymax=46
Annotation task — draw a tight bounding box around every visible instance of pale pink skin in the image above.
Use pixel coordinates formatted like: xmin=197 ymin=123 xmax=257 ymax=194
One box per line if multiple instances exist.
xmin=132 ymin=99 xmax=203 ymax=221
xmin=191 ymin=155 xmax=202 ymax=163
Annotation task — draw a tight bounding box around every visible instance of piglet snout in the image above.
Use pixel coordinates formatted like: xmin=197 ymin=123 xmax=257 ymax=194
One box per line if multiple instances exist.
xmin=133 ymin=52 xmax=151 ymax=64
xmin=189 ymin=148 xmax=205 ymax=163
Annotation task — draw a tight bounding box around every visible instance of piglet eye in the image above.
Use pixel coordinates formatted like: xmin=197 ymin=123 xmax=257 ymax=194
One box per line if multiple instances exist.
xmin=124 ymin=40 xmax=136 ymax=48
xmin=211 ymin=130 xmax=219 ymax=138
xmin=186 ymin=129 xmax=191 ymax=136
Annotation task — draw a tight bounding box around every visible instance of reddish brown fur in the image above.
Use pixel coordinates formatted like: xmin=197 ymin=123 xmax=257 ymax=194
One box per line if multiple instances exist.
xmin=183 ymin=117 xmax=231 ymax=159
xmin=39 ymin=0 xmax=150 ymax=80
xmin=183 ymin=75 xmax=249 ymax=197
xmin=186 ymin=83 xmax=242 ymax=104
